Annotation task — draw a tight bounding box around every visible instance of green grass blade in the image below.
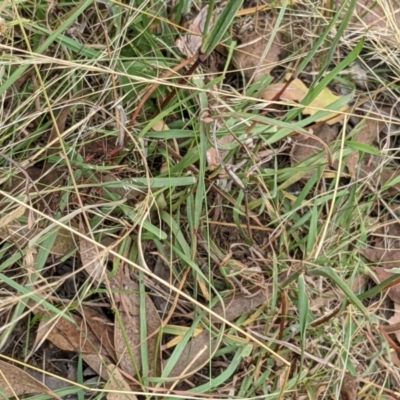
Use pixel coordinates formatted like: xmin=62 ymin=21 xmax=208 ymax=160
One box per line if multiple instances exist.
xmin=201 ymin=0 xmax=242 ymax=59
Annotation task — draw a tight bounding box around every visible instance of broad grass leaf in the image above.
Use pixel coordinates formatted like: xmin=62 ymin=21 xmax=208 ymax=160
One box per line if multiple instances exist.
xmin=0 ymin=360 xmax=61 ymax=399
xmin=105 ymin=364 xmax=137 ymax=400
xmin=346 ymin=119 xmax=384 ymax=177
xmin=369 ymin=267 xmax=400 ymax=304
xmin=112 ymin=274 xmax=161 ymax=378
xmin=201 ymin=0 xmax=241 ymax=59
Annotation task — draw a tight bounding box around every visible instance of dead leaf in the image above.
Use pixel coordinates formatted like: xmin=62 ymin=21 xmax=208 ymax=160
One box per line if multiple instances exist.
xmin=77 ymin=306 xmax=116 ymax=360
xmin=150 ymin=120 xmax=169 ymax=131
xmin=206 ymin=133 xmax=235 ymax=170
xmin=290 ymin=123 xmax=338 ymax=178
xmin=211 ymin=290 xmax=269 ymax=323
xmin=36 ymin=314 xmax=110 ymax=355
xmin=79 ymin=222 xmax=106 ymax=283
xmin=0 ymin=360 xmax=61 ymax=399
xmin=82 ymin=353 xmax=112 ymax=381
xmin=105 ymin=364 xmax=137 ymax=400
xmin=163 ymin=330 xmax=218 ymax=383
xmin=262 ymin=78 xmax=349 ymax=123
xmin=176 ymin=6 xmax=212 ymax=58
xmin=233 ymin=28 xmax=282 ymax=81
xmin=340 ymin=373 xmax=358 ymax=400
xmin=112 ymin=273 xmax=161 ymax=378
xmin=346 ymin=118 xmax=385 ymax=177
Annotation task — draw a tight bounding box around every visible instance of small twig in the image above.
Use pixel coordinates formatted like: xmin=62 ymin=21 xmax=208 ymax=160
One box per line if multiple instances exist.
xmin=157 ymin=56 xmax=200 ymax=113
xmin=129 ymin=54 xmax=199 ymax=126
xmin=275 ymin=289 xmax=288 ymax=353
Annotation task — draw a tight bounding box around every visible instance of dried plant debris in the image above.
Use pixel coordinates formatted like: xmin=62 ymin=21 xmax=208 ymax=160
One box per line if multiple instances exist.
xmin=105 ymin=364 xmax=138 ymax=400
xmin=176 ymin=6 xmax=212 ymax=58
xmin=82 ymin=353 xmax=113 ymax=381
xmin=79 ymin=221 xmax=107 ymax=283
xmin=77 ymin=306 xmax=116 ymax=360
xmin=0 ymin=360 xmax=61 ymax=399
xmin=340 ymin=373 xmax=358 ymax=400
xmin=233 ymin=27 xmax=283 ymax=81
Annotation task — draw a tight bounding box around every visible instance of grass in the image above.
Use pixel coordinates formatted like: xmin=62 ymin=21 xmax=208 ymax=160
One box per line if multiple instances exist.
xmin=1 ymin=0 xmax=400 ymax=399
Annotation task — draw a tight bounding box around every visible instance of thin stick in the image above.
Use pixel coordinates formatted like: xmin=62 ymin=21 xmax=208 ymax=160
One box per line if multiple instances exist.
xmin=129 ymin=54 xmax=198 ymax=126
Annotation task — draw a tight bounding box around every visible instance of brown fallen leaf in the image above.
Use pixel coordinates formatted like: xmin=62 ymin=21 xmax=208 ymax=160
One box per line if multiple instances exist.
xmin=233 ymin=27 xmax=282 ymax=81
xmin=82 ymin=353 xmax=112 ymax=381
xmin=176 ymin=6 xmax=212 ymax=58
xmin=211 ymin=290 xmax=269 ymax=323
xmin=163 ymin=330 xmax=218 ymax=384
xmin=206 ymin=133 xmax=235 ymax=170
xmin=105 ymin=364 xmax=137 ymax=400
xmin=262 ymin=78 xmax=349 ymax=124
xmin=112 ymin=273 xmax=161 ymax=378
xmin=36 ymin=314 xmax=110 ymax=356
xmin=290 ymin=123 xmax=337 ymax=178
xmin=77 ymin=306 xmax=116 ymax=360
xmin=0 ymin=360 xmax=61 ymax=399
xmin=79 ymin=222 xmax=106 ymax=283
xmin=340 ymin=372 xmax=358 ymax=400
